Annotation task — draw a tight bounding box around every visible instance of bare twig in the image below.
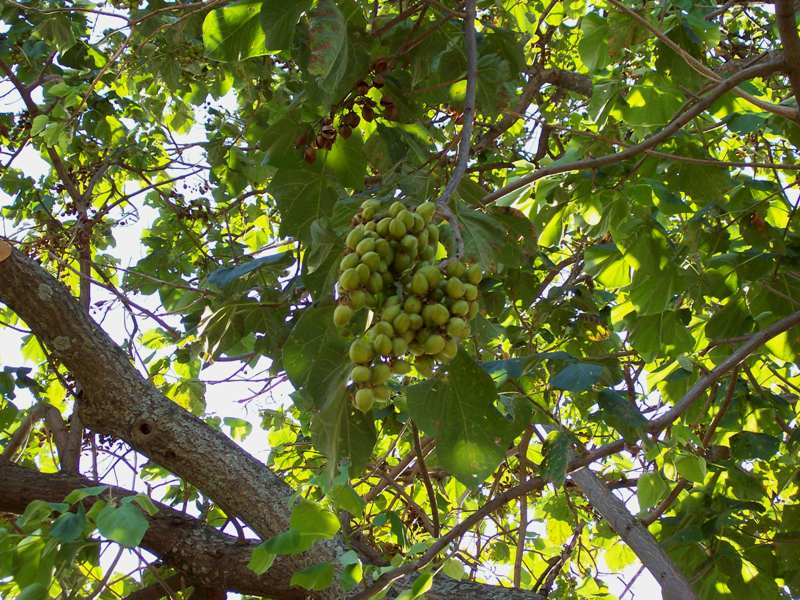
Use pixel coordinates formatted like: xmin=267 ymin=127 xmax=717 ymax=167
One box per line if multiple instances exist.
xmin=776 ymin=0 xmax=800 ymax=109
xmin=411 ymin=421 xmax=440 ymax=537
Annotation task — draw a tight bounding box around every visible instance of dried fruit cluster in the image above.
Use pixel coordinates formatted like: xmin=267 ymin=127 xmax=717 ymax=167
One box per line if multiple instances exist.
xmin=334 ymin=199 xmax=482 ymax=412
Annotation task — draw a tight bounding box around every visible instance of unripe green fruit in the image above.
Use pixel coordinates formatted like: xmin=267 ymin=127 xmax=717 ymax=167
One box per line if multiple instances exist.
xmin=404 ymin=296 xmax=422 ymax=314
xmin=409 ymin=342 xmax=425 ymax=356
xmin=393 ymin=312 xmax=411 ymax=334
xmin=415 ymin=328 xmax=431 ymax=343
xmin=392 ymin=337 xmax=408 ymax=356
xmin=351 ymin=365 xmax=372 ymax=383
xmin=389 ymin=200 xmax=405 ymax=217
xmin=423 ymin=303 xmax=449 ymax=326
xmin=377 ymin=260 xmax=388 ymax=273
xmin=374 ymin=320 xmax=394 ymax=337
xmin=373 ymin=385 xmax=391 ymax=401
xmin=340 ymin=253 xmax=360 ymax=271
xmin=420 ymin=246 xmax=436 ymax=261
xmin=361 ymin=199 xmax=380 ymax=212
xmin=362 ymin=205 xmax=377 ymax=220
xmin=442 ymin=338 xmax=458 ymax=360
xmin=467 ymin=301 xmax=479 ymax=319
xmin=386 ymin=295 xmax=401 ymax=306
xmin=451 ymin=299 xmax=469 ymax=316
xmin=339 ymin=268 xmax=361 ymax=291
xmin=401 ymin=234 xmax=418 ymax=252
xmin=425 ymin=334 xmax=446 ymax=355
xmin=349 ymin=339 xmax=373 ymax=364
xmin=382 ymin=304 xmax=402 ymax=322
xmin=393 ymin=252 xmax=411 ymax=272
xmin=350 ymin=290 xmax=367 ymax=309
xmin=466 ymin=264 xmax=482 ymax=285
xmin=399 ymin=209 xmax=414 ymax=229
xmin=463 ymin=283 xmax=478 ymax=301
xmin=371 ymin=363 xmax=392 ymax=385
xmin=392 ymin=360 xmax=411 ymax=375
xmin=427 ymin=224 xmax=440 ymax=245
xmin=416 ymin=201 xmax=436 ymax=222
xmin=447 ymin=317 xmax=468 ymax=338
xmin=411 ymin=272 xmax=429 ymax=295
xmin=354 ymin=388 xmax=375 ymax=412
xmin=432 ymin=288 xmax=444 ymax=302
xmin=346 ymin=227 xmax=365 ymax=250
xmin=356 ymin=238 xmax=376 ymax=256
xmin=334 ymin=304 xmax=354 ymax=327
xmin=356 ymin=263 xmax=371 ymax=285
xmin=446 ymin=277 xmax=466 ymax=299
xmin=418 ymin=229 xmax=429 ymax=247
xmin=375 ymin=239 xmax=392 ymax=260
xmin=364 ymin=220 xmax=377 ymax=231
xmin=376 ymin=217 xmax=391 ymax=236
xmin=361 ymin=251 xmax=380 ymax=270
xmin=381 ymin=272 xmax=393 ymax=286
xmin=408 ymin=313 xmax=424 ymax=330
xmin=389 ymin=217 xmax=407 ymax=239
xmin=411 ymin=213 xmax=426 ymax=233
xmin=446 ymin=260 xmax=465 ymax=277
xmin=420 ymin=265 xmax=442 ymax=287
xmin=402 ymin=330 xmax=415 ymax=343
xmin=415 ymin=356 xmax=434 ymax=377
xmin=368 ymin=272 xmax=384 ymax=293
xmin=374 ymin=333 xmax=393 ymax=356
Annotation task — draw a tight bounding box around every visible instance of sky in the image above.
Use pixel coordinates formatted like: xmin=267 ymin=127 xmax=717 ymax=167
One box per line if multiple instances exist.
xmin=0 ymin=8 xmax=660 ymax=599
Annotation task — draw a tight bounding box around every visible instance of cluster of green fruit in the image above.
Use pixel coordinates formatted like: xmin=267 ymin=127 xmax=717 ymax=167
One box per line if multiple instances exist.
xmin=333 ymin=199 xmax=482 ymax=412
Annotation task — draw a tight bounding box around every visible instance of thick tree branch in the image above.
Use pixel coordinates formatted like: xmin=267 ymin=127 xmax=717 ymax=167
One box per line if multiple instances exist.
xmin=569 ymin=468 xmax=698 ymax=600
xmin=776 ymin=0 xmax=800 ymax=108
xmin=482 ymin=57 xmax=785 ymax=204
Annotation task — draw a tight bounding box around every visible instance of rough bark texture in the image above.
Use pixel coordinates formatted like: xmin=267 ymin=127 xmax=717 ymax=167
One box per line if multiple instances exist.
xmin=570 ymin=468 xmax=698 ymax=600
xmin=776 ymin=0 xmax=800 ymax=109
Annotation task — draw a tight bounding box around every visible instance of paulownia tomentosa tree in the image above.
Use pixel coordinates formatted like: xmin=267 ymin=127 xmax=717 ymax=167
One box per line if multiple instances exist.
xmin=1 ymin=0 xmax=800 ymax=598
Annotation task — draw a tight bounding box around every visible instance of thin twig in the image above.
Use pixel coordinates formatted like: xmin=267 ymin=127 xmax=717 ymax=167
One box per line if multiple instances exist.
xmin=410 ymin=421 xmax=440 ymax=537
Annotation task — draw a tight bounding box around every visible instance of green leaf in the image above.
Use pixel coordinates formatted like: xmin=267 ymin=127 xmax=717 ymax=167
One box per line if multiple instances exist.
xmin=260 ymin=0 xmax=311 ymax=51
xmin=606 ymin=544 xmax=636 ymax=571
xmin=541 ymin=431 xmax=571 ymax=486
xmin=550 ymin=362 xmax=603 ymax=392
xmin=203 ymin=0 xmax=269 ymax=62
xmin=597 ymin=390 xmax=647 ymax=443
xmin=637 ymin=471 xmax=669 ymax=511
xmin=224 ymin=416 xmax=253 ymax=441
xmin=50 ymin=507 xmax=86 ymax=543
xmin=730 ymin=432 xmax=781 ymax=461
xmin=13 ymin=535 xmax=54 ymax=589
xmin=95 ymin=503 xmax=149 ymax=548
xmin=675 ymin=454 xmax=707 ymax=483
xmin=307 ymin=0 xmax=347 ymax=80
xmin=261 ymin=529 xmax=312 ymax=554
xmin=206 ymin=253 xmax=291 ymax=289
xmin=268 ymin=168 xmax=338 ymax=243
xmin=628 ymin=311 xmax=694 ymax=362
xmin=248 ymin=542 xmax=276 ymax=574
xmin=407 ymin=350 xmax=522 ymax=487
xmin=290 ymin=562 xmax=335 ymax=591
xmin=131 ymin=494 xmax=159 ymax=517
xmin=16 ymin=500 xmax=54 ymax=532
xmin=290 ymin=500 xmax=340 ymax=539
xmin=396 ymin=571 xmax=434 ymax=600
xmin=328 ymin=483 xmax=365 ymax=517
xmin=629 ymin=268 xmax=682 ymax=315
xmin=283 ymin=305 xmax=350 ymax=408
xmin=339 ymin=550 xmax=363 ymax=590
xmin=579 ymin=13 xmax=610 ymax=71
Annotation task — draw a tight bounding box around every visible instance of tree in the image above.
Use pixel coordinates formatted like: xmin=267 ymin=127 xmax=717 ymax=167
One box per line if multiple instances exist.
xmin=1 ymin=0 xmax=799 ymax=598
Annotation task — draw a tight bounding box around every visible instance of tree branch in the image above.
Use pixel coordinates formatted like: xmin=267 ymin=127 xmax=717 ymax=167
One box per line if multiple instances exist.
xmin=776 ymin=0 xmax=800 ymax=108
xmin=482 ymin=57 xmax=785 ymax=204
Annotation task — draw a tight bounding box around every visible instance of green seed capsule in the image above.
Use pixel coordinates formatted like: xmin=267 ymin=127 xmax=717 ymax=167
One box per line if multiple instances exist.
xmin=463 ymin=283 xmax=478 ymax=301
xmin=415 ymin=356 xmax=434 ymax=377
xmin=374 ymin=320 xmax=394 ymax=337
xmin=389 ymin=200 xmax=405 ymax=217
xmin=466 ymin=264 xmax=482 ymax=285
xmin=420 ymin=265 xmax=442 ymax=287
xmin=339 ymin=268 xmax=361 ymax=291
xmin=416 ymin=201 xmax=436 ymax=222
xmin=351 ymin=365 xmax=372 ymax=383
xmin=340 ymin=253 xmax=360 ymax=272
xmin=393 ymin=312 xmax=411 ymax=334
xmin=409 ymin=342 xmax=425 ymax=356
xmin=418 ymin=229 xmax=429 ymax=247
xmin=420 ymin=246 xmax=436 ymax=261
xmin=346 ymin=227 xmax=365 ymax=250
xmin=411 ymin=271 xmax=429 ymax=295
xmin=422 ymin=303 xmax=449 ymax=326
xmin=371 ymin=363 xmax=392 ymax=385
xmin=350 ymin=290 xmax=367 ymax=309
xmin=446 ymin=277 xmax=466 ymax=299
xmin=451 ymin=299 xmax=469 ymax=316
xmin=402 ymin=329 xmax=415 ymax=343
xmin=373 ymin=385 xmax=391 ymax=401
xmin=362 ymin=205 xmax=377 ymax=220
xmin=401 ymin=234 xmax=418 ymax=252
xmin=392 ymin=359 xmax=411 ymax=375
xmin=368 ymin=272 xmax=384 ymax=293
xmin=389 ymin=217 xmax=407 ymax=239
xmin=376 ymin=217 xmax=392 ymax=236
xmin=382 ymin=304 xmax=402 ymax=322
xmin=364 ymin=220 xmax=377 ymax=231
xmin=393 ymin=252 xmax=412 ymax=272
xmin=334 ymin=304 xmax=354 ymax=327
xmin=375 ymin=239 xmax=392 ymax=260
xmin=386 ymin=295 xmax=402 ymax=306
xmin=356 ymin=263 xmax=371 ymax=285
xmin=446 ymin=260 xmax=465 ymax=277
xmin=399 ymin=209 xmax=414 ymax=230
xmin=442 ymin=338 xmax=458 ymax=360
xmin=404 ymin=296 xmax=422 ymax=314
xmin=424 ymin=334 xmax=446 ymax=355
xmin=354 ymin=388 xmax=375 ymax=412
xmin=467 ymin=301 xmax=479 ymax=319
xmin=356 ymin=238 xmax=376 ymax=256
xmin=374 ymin=333 xmax=393 ymax=356
xmin=411 ymin=212 xmax=426 ymax=233
xmin=361 ymin=251 xmax=381 ymax=271
xmin=349 ymin=339 xmax=373 ymax=364
xmin=447 ymin=317 xmax=468 ymax=338
xmin=408 ymin=313 xmax=424 ymax=330
xmin=427 ymin=224 xmax=440 ymax=244
xmin=391 ymin=336 xmax=408 ymax=356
